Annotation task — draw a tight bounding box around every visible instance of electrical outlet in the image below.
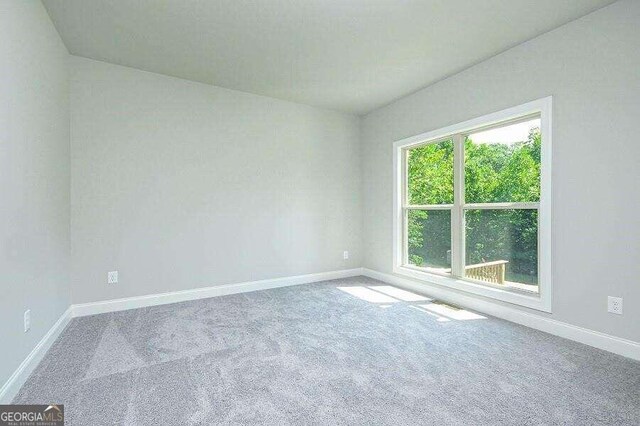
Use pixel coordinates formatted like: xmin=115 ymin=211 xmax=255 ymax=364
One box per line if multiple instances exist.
xmin=343 ymin=251 xmax=349 ymax=260
xmin=108 ymin=270 xmax=118 ymax=284
xmin=607 ymin=296 xmax=623 ymax=315
xmin=24 ymin=310 xmax=31 ymax=333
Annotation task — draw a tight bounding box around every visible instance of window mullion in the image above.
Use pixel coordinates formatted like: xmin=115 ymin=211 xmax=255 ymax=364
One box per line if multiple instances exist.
xmin=404 ymin=204 xmax=453 ymax=210
xmin=451 ymin=133 xmax=465 ymax=277
xmin=463 ymin=202 xmax=539 ymax=210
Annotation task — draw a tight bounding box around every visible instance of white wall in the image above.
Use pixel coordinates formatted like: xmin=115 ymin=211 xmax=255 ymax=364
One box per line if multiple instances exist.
xmin=70 ymin=57 xmax=361 ymax=304
xmin=361 ymin=0 xmax=640 ymax=342
xmin=0 ymin=1 xmax=70 ymax=386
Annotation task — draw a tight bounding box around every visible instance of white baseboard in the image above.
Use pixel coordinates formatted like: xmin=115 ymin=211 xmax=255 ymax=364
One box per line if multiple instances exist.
xmin=0 ymin=307 xmax=73 ymax=404
xmin=362 ymin=268 xmax=640 ymax=361
xmin=72 ymin=268 xmax=364 ymax=317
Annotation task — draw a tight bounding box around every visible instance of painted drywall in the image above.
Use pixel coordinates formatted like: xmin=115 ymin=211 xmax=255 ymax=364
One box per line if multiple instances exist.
xmin=361 ymin=0 xmax=640 ymax=342
xmin=0 ymin=2 xmax=70 ymax=386
xmin=70 ymin=56 xmax=361 ymax=304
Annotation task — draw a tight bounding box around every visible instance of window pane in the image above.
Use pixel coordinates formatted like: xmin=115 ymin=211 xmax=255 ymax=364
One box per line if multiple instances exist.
xmin=465 ymin=209 xmax=538 ymax=291
xmin=407 ymin=209 xmax=451 ymax=272
xmin=407 ymin=139 xmax=453 ymax=205
xmin=465 ymin=118 xmax=541 ymax=203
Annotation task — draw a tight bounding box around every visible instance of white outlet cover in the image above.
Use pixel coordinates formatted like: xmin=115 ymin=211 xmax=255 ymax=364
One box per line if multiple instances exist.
xmin=607 ymin=296 xmax=623 ymax=315
xmin=24 ymin=310 xmax=31 ymax=333
xmin=343 ymin=251 xmax=349 ymax=260
xmin=108 ymin=271 xmax=118 ymax=284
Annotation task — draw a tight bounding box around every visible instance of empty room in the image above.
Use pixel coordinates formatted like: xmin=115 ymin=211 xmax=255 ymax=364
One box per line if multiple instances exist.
xmin=1 ymin=0 xmax=639 ymax=424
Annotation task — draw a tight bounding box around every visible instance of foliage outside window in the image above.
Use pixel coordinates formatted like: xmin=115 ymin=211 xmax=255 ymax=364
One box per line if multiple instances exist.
xmin=404 ymin=116 xmax=542 ymax=294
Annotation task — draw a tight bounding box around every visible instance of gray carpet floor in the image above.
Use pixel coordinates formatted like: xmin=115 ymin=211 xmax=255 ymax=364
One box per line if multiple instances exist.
xmin=14 ymin=276 xmax=640 ymax=425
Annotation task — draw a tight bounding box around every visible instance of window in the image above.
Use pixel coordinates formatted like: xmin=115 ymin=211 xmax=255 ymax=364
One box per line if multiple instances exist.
xmin=393 ymin=98 xmax=551 ymax=311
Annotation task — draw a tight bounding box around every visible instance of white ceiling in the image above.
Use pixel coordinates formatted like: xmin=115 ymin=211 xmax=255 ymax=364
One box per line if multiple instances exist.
xmin=43 ymin=0 xmax=615 ymax=115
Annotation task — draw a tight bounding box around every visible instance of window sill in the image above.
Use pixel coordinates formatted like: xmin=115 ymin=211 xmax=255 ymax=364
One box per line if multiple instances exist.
xmin=393 ymin=265 xmax=551 ymax=312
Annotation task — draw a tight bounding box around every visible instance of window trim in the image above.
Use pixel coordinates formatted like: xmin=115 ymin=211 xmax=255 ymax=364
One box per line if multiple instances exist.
xmin=392 ymin=97 xmax=552 ymax=312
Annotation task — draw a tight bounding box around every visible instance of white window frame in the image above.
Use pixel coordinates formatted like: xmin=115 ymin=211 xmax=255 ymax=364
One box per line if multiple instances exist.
xmin=392 ymin=97 xmax=552 ymax=312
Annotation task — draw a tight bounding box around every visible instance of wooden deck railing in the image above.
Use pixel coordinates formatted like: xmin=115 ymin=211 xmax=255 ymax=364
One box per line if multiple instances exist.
xmin=465 ymin=260 xmax=508 ymax=284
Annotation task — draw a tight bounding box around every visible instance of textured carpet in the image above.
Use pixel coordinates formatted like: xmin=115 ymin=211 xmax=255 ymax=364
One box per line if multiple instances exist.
xmin=14 ymin=276 xmax=640 ymax=425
